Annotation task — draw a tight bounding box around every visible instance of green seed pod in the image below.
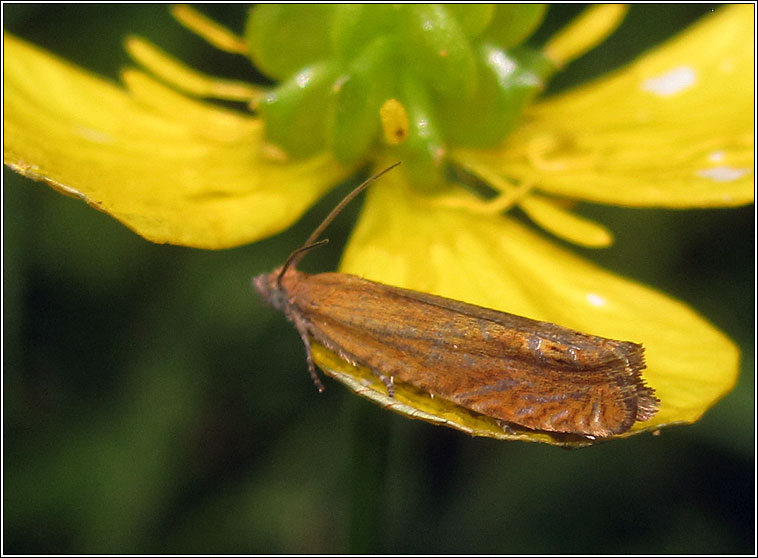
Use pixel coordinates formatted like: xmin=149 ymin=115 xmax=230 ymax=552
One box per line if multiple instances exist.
xmin=330 ymin=4 xmax=398 ymax=62
xmin=245 ymin=4 xmax=336 ymax=81
xmin=444 ymin=4 xmax=496 ymax=38
xmin=257 ymin=61 xmax=339 ymax=157
xmin=328 ymin=36 xmax=397 ymax=163
xmin=398 ymin=4 xmax=477 ymax=101
xmin=438 ymin=44 xmax=554 ymax=148
xmin=394 ymin=72 xmax=446 ymax=188
xmin=481 ymin=4 xmax=547 ymax=48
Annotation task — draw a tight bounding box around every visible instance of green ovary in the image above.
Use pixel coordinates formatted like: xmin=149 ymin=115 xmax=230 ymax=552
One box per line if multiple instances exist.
xmin=248 ymin=4 xmax=554 ymax=183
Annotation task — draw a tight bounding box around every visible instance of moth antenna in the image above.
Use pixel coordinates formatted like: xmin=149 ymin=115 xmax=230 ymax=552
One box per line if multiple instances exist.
xmin=281 ymin=161 xmax=402 ymax=276
xmin=276 ymin=239 xmax=329 ymax=289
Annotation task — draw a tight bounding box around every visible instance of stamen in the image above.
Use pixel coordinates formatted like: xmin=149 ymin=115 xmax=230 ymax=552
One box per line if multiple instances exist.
xmin=452 ymin=157 xmax=613 ymax=247
xmin=520 ymin=196 xmax=614 ymax=248
xmin=380 ymin=99 xmax=410 ymax=145
xmin=171 ymin=4 xmax=249 ymax=55
xmin=526 ymin=135 xmax=596 ymax=172
xmin=543 ymin=4 xmax=628 ymax=68
xmin=125 ymin=37 xmax=264 ymax=103
xmin=455 ymin=160 xmax=537 ymax=214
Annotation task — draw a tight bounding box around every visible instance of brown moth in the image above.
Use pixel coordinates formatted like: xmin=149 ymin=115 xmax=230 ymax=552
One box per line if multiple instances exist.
xmin=253 ymin=163 xmax=659 ymax=438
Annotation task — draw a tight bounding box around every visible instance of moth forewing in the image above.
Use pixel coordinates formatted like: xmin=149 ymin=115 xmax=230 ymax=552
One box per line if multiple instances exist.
xmin=272 ymin=269 xmax=658 ymax=437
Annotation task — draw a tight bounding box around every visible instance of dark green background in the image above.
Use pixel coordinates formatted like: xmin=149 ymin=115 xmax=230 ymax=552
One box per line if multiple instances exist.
xmin=3 ymin=4 xmax=754 ymax=554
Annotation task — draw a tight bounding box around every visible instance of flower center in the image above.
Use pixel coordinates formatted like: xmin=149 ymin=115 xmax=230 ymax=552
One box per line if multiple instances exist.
xmin=247 ymin=5 xmax=554 ymax=183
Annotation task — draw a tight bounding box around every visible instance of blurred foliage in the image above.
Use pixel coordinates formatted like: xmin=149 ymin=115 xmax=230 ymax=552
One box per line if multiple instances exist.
xmin=3 ymin=4 xmax=753 ymax=554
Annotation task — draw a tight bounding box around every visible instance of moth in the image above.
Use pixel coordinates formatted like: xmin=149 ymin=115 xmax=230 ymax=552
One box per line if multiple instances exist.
xmin=253 ymin=163 xmax=659 ymax=438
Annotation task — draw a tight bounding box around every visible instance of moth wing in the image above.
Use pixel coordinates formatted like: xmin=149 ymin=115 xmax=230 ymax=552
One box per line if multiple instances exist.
xmin=288 ymin=272 xmax=652 ymax=436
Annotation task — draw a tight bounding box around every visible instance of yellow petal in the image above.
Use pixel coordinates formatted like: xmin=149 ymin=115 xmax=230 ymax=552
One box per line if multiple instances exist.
xmin=457 ymin=5 xmax=754 ymax=208
xmin=520 ymin=196 xmax=614 ymax=248
xmin=326 ymin=165 xmax=737 ymax=444
xmin=3 ymin=33 xmax=353 ymax=248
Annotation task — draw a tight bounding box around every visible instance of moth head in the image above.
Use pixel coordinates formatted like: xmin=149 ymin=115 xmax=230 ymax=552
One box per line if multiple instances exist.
xmin=252 ymin=268 xmax=288 ymax=312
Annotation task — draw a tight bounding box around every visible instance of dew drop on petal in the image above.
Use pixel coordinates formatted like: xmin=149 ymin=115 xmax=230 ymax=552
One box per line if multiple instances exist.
xmin=586 ymin=293 xmax=606 ymax=307
xmin=719 ymin=58 xmax=735 ymax=73
xmin=695 ymin=166 xmax=750 ymax=182
xmin=641 ymin=66 xmax=697 ymax=97
xmin=707 ymin=150 xmax=726 ymax=163
xmin=76 ymin=126 xmax=113 ymax=144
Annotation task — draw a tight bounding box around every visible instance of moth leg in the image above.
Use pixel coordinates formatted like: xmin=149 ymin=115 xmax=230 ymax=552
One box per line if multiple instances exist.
xmin=291 ymin=313 xmax=325 ymax=393
xmin=368 ymin=369 xmax=395 ymax=398
xmin=496 ymin=420 xmax=518 ymax=435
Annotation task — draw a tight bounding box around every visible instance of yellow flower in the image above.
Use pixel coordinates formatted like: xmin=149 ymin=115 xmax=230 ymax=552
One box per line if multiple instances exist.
xmin=3 ymin=5 xmax=753 ymax=446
